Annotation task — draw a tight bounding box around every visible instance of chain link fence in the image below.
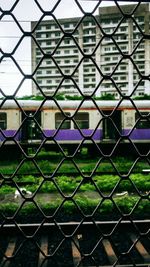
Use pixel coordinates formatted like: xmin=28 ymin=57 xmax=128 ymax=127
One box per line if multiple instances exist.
xmin=0 ymin=1 xmax=150 ymax=266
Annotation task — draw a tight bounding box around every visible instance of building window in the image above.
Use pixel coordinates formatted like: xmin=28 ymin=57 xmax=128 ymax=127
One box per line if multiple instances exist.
xmin=84 ymin=49 xmax=89 ymax=53
xmin=139 ymin=44 xmax=144 ymax=49
xmin=56 ymin=60 xmax=61 ymax=64
xmin=47 ymin=80 xmax=52 ymax=84
xmin=83 ymin=22 xmax=89 ymax=27
xmin=105 ymin=47 xmax=111 ymax=51
xmin=112 ymin=18 xmax=119 ymax=24
xmin=83 ymin=37 xmax=89 ymax=43
xmin=36 ymin=51 xmax=41 ymax=56
xmin=74 ymin=113 xmax=89 ymax=129
xmin=84 ymin=69 xmax=89 ymax=73
xmin=36 ymin=33 xmax=41 ymax=38
xmin=84 ymin=29 xmax=89 ymax=34
xmin=37 ymin=80 xmax=42 ymax=84
xmin=120 ymin=66 xmax=126 ymax=70
xmin=120 ymin=76 xmax=126 ymax=80
xmin=56 ymin=79 xmax=60 ymax=83
xmin=113 ymin=56 xmax=118 ymax=61
xmin=64 ymin=39 xmax=70 ymax=44
xmin=64 ymin=60 xmax=70 ymax=64
xmin=120 ymin=27 xmax=126 ymax=32
xmin=105 ymin=28 xmax=110 ymax=33
xmin=36 ymin=26 xmax=41 ymax=31
xmin=46 ymin=60 xmax=52 ymax=65
xmin=46 ymin=34 xmax=50 ymax=38
xmin=138 ymin=65 xmax=144 ymax=69
xmin=120 ymin=35 xmax=126 ymax=40
xmin=64 ymin=69 xmax=70 ymax=73
xmin=64 ymin=50 xmax=70 ymax=54
xmin=46 ymin=25 xmax=50 ymax=30
xmin=138 ymin=54 xmax=144 ymax=59
xmin=65 ymin=79 xmax=70 ymax=83
xmin=104 ymin=67 xmax=110 ymax=71
xmin=84 ymin=78 xmax=89 ymax=82
xmin=37 ymin=71 xmax=42 ymax=74
xmin=47 ymin=70 xmax=52 ymax=74
xmin=121 ymin=46 xmax=127 ymax=50
xmin=0 ymin=113 xmax=7 ymax=130
xmin=55 ymin=50 xmax=61 ymax=54
xmin=55 ymin=32 xmax=61 ymax=37
xmin=137 ymin=16 xmax=144 ymax=22
xmin=47 ymin=41 xmax=51 ymax=46
xmin=55 ymin=113 xmax=71 ymax=129
xmin=64 ymin=23 xmax=69 ymax=28
xmin=105 ymin=57 xmax=110 ymax=61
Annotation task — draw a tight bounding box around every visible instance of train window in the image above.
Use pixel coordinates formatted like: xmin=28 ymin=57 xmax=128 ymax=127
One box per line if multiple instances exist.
xmin=0 ymin=112 xmax=7 ymax=130
xmin=74 ymin=113 xmax=89 ymax=129
xmin=135 ymin=112 xmax=149 ymax=129
xmin=55 ymin=112 xmax=71 ymax=129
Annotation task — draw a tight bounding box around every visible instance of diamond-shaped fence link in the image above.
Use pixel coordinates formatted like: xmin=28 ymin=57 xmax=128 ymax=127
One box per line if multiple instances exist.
xmin=0 ymin=0 xmax=150 ymax=266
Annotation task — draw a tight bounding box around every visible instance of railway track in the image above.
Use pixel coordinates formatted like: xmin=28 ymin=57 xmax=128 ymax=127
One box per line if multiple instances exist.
xmin=0 ymin=220 xmax=149 ymax=267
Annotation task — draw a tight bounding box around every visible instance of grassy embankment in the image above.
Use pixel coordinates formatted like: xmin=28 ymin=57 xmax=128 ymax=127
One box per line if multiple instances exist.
xmin=0 ymin=153 xmax=149 ymax=220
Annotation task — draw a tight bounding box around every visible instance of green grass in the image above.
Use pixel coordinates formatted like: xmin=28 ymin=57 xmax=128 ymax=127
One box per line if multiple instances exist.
xmin=0 ymin=153 xmax=149 ymax=220
xmin=0 ymin=195 xmax=149 ymax=221
xmin=0 ymin=155 xmax=149 ymax=175
xmin=0 ymin=173 xmax=149 ymax=195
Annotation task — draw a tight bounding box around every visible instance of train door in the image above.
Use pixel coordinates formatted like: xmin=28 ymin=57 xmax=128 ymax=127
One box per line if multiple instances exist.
xmin=102 ymin=110 xmax=121 ymax=140
xmin=21 ymin=111 xmax=41 ymax=141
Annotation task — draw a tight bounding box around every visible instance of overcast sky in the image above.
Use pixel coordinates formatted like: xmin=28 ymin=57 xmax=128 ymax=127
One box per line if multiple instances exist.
xmin=0 ymin=0 xmax=137 ymax=96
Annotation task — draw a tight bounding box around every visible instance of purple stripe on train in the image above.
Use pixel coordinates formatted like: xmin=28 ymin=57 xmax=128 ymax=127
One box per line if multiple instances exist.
xmin=0 ymin=129 xmax=149 ymax=141
xmin=123 ymin=129 xmax=150 ymax=140
xmin=44 ymin=129 xmax=102 ymax=140
xmin=0 ymin=130 xmax=20 ymax=141
xmin=44 ymin=129 xmax=150 ymax=141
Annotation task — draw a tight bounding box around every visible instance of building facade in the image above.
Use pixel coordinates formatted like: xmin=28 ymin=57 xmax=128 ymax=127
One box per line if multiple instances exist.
xmin=31 ymin=3 xmax=150 ymax=98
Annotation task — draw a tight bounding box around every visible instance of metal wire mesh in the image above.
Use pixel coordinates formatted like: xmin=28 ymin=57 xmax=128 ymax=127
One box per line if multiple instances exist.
xmin=0 ymin=1 xmax=150 ymax=266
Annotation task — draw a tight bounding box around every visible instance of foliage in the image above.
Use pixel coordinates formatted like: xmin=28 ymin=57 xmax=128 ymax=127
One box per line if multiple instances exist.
xmin=0 ymin=202 xmax=18 ymax=214
xmin=0 ymin=195 xmax=149 ymax=220
xmin=0 ymin=154 xmax=149 ymax=221
xmin=1 ymin=156 xmax=149 ymax=175
xmin=0 ymin=185 xmax=15 ymax=195
xmin=15 ymin=93 xmax=118 ymax=101
xmin=54 ymin=93 xmax=65 ymax=100
xmin=0 ymin=173 xmax=149 ymax=196
xmin=17 ymin=95 xmax=45 ymax=100
xmin=8 ymin=93 xmax=150 ymax=102
xmin=65 ymin=95 xmax=83 ymax=100
xmin=15 ymin=175 xmax=37 ymax=183
xmin=134 ymin=94 xmax=150 ymax=100
xmin=94 ymin=93 xmax=115 ymax=100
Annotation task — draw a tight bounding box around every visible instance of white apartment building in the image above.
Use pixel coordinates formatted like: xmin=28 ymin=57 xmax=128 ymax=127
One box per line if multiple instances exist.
xmin=31 ymin=3 xmax=150 ymax=98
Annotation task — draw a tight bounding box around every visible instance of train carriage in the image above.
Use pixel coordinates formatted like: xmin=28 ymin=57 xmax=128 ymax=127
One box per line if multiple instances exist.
xmin=0 ymin=100 xmax=149 ymax=156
